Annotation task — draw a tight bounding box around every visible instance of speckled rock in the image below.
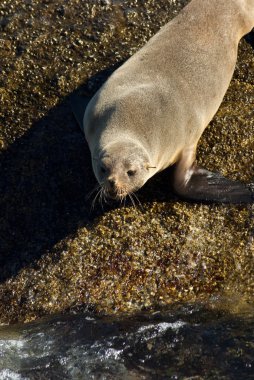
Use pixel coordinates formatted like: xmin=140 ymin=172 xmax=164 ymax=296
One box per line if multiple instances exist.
xmin=0 ymin=0 xmax=253 ymax=324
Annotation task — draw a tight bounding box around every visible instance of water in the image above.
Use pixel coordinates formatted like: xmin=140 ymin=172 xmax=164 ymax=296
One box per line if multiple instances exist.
xmin=0 ymin=303 xmax=254 ymax=379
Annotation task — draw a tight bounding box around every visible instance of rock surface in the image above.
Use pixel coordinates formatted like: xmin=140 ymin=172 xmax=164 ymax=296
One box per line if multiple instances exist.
xmin=0 ymin=0 xmax=253 ymax=324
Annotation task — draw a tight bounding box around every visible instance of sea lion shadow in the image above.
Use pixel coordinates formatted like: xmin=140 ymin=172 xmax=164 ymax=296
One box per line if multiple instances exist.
xmin=0 ymin=63 xmax=175 ymax=284
xmin=244 ymin=28 xmax=254 ymax=50
xmin=0 ymin=62 xmax=184 ymax=284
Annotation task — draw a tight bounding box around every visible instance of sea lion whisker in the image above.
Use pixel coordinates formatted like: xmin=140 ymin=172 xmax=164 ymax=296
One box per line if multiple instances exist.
xmin=101 ymin=186 xmax=108 ymax=203
xmin=98 ymin=187 xmax=107 ymax=210
xmin=91 ymin=186 xmax=102 ymax=210
xmin=118 ymin=188 xmax=128 ymax=205
xmin=86 ymin=184 xmax=101 ymax=201
xmin=128 ymin=193 xmax=136 ymax=208
xmin=118 ymin=190 xmax=124 ymax=203
xmin=96 ymin=187 xmax=105 ymax=208
xmin=91 ymin=188 xmax=100 ymax=209
xmin=103 ymin=187 xmax=111 ymax=205
xmin=99 ymin=188 xmax=103 ymax=208
xmin=131 ymin=191 xmax=143 ymax=209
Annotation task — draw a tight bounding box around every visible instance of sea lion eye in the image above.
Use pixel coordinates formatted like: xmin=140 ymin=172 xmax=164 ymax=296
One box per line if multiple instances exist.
xmin=101 ymin=166 xmax=106 ymax=174
xmin=127 ymin=170 xmax=136 ymax=177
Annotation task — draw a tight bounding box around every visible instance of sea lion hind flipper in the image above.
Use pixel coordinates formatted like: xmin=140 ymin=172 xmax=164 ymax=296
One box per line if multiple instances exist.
xmin=69 ymin=93 xmax=91 ymax=130
xmin=174 ymin=167 xmax=254 ymax=204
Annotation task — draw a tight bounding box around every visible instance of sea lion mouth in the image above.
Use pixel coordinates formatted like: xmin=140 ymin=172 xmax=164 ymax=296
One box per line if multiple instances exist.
xmin=90 ymin=183 xmax=141 ymax=208
xmin=103 ymin=180 xmax=129 ymax=200
xmin=107 ymin=189 xmax=128 ymax=200
xmin=107 ymin=190 xmax=118 ymax=199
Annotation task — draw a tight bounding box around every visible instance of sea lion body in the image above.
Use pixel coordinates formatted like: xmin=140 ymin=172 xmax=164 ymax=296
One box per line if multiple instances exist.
xmin=78 ymin=0 xmax=254 ymax=202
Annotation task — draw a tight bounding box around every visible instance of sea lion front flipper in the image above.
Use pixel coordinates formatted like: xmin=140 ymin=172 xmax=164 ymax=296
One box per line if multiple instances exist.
xmin=69 ymin=93 xmax=91 ymax=130
xmin=173 ymin=166 xmax=253 ymax=204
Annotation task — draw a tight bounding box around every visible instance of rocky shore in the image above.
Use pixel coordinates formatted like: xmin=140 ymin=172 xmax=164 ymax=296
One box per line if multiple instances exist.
xmin=0 ymin=0 xmax=253 ymax=324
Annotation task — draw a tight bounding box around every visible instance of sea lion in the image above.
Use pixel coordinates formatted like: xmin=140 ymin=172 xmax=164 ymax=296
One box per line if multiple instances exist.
xmin=71 ymin=0 xmax=254 ymax=203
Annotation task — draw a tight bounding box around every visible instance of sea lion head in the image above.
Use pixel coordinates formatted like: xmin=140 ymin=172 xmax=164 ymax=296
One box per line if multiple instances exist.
xmin=92 ymin=139 xmax=153 ymax=200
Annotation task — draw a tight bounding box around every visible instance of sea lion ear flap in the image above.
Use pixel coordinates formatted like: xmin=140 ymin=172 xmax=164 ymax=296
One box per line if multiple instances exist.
xmin=145 ymin=163 xmax=157 ymax=171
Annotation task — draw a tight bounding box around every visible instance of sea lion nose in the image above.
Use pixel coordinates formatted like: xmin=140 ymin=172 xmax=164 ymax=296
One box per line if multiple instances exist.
xmin=108 ymin=178 xmax=116 ymax=189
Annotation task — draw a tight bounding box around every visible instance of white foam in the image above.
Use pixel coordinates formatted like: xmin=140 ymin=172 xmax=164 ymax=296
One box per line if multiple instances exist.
xmin=0 ymin=369 xmax=28 ymax=380
xmin=0 ymin=339 xmax=24 ymax=354
xmin=137 ymin=321 xmax=186 ymax=334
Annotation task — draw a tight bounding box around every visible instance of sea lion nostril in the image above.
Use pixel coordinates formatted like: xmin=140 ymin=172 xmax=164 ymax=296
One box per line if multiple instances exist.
xmin=108 ymin=179 xmax=115 ymax=188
